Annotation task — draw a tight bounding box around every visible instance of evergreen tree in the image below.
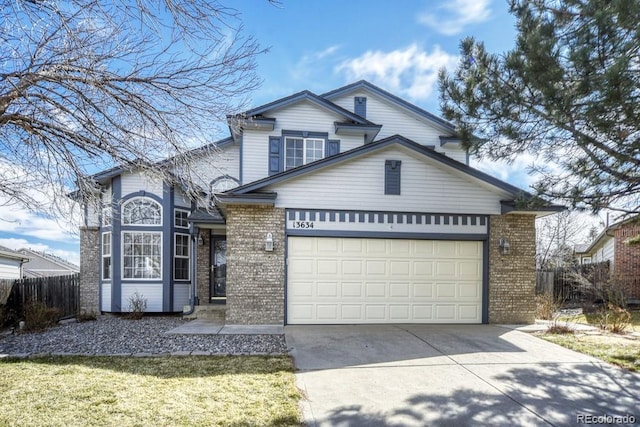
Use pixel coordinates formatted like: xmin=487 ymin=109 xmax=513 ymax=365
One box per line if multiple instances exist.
xmin=439 ymin=0 xmax=640 ymax=213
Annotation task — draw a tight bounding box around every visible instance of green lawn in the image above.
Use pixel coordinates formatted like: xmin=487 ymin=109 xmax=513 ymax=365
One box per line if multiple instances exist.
xmin=0 ymin=356 xmax=301 ymax=427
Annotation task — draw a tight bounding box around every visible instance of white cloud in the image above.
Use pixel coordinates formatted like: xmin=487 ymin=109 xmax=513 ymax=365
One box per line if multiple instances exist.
xmin=335 ymin=44 xmax=458 ymax=101
xmin=418 ymin=0 xmax=492 ymax=36
xmin=291 ymin=45 xmax=342 ymax=81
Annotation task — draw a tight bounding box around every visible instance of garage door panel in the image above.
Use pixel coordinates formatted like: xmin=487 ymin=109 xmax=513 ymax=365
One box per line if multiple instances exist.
xmin=341 ymin=282 xmax=362 ymax=297
xmin=365 ymin=304 xmax=386 ymax=320
xmin=390 ymin=261 xmax=411 ymax=275
xmin=342 ymin=260 xmax=362 ymax=275
xmin=287 ymin=237 xmax=482 ymax=324
xmin=342 ymin=305 xmax=363 ymax=320
xmin=317 ymin=260 xmax=338 ymax=275
xmin=390 ymin=304 xmax=410 ymax=320
xmin=389 ymin=283 xmax=410 ymax=297
xmin=459 ymin=282 xmax=480 ymax=298
xmin=436 ymin=283 xmax=456 ymax=298
xmin=365 ymin=282 xmax=386 ymax=297
xmin=413 ymin=283 xmax=433 ymax=297
xmin=317 ymin=282 xmax=338 ymax=297
xmin=292 ymin=281 xmax=313 ymax=297
xmin=317 ymin=305 xmax=338 ymax=320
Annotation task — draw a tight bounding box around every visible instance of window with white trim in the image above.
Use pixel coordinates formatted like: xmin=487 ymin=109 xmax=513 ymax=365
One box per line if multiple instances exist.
xmin=122 ymin=232 xmax=162 ymax=279
xmin=285 ymin=137 xmax=324 ymax=170
xmin=122 ymin=197 xmax=161 ymax=225
xmin=174 ymin=233 xmax=190 ymax=281
xmin=174 ymin=209 xmax=189 ymax=228
xmin=102 ymin=232 xmax=111 ymax=280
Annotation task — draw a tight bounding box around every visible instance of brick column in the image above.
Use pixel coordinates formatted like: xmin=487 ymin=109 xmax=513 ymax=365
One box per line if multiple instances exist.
xmin=613 ymin=224 xmax=640 ymax=301
xmin=488 ymin=215 xmax=536 ymax=323
xmin=79 ymin=226 xmax=100 ymax=315
xmin=196 ymin=230 xmax=210 ymax=305
xmin=226 ymin=205 xmax=285 ymax=325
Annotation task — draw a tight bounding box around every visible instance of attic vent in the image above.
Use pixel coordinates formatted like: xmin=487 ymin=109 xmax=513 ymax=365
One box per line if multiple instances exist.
xmin=385 ymin=160 xmax=401 ymax=195
xmin=354 ymin=97 xmax=367 ymax=118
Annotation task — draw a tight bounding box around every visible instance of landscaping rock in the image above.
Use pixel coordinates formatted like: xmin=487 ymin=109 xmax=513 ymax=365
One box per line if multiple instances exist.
xmin=0 ymin=316 xmax=287 ymax=357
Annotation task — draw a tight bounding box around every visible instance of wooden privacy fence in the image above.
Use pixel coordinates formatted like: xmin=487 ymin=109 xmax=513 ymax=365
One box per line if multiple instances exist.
xmin=536 ymin=262 xmax=610 ymax=302
xmin=1 ymin=273 xmax=80 ymax=321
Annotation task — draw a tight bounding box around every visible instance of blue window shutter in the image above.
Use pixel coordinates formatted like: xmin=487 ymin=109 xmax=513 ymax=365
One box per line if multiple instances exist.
xmin=385 ymin=160 xmax=401 ymax=195
xmin=269 ymin=136 xmax=282 ymax=175
xmin=354 ymin=97 xmax=367 ymax=118
xmin=326 ymin=139 xmax=340 ymax=157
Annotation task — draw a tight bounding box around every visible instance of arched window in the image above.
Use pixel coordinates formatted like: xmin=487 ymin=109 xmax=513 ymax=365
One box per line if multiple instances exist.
xmin=211 ymin=176 xmax=239 ymax=194
xmin=122 ymin=197 xmax=162 ymax=225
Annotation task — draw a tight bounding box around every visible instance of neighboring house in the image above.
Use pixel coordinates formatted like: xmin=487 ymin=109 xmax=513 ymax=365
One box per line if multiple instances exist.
xmin=17 ymin=249 xmax=80 ymax=278
xmin=76 ymin=80 xmax=562 ymax=324
xmin=575 ymin=215 xmax=640 ymax=302
xmin=0 ymin=246 xmax=30 ymax=280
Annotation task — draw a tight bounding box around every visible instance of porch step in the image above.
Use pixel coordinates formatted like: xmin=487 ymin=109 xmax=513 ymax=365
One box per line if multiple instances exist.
xmin=183 ymin=305 xmax=226 ymax=322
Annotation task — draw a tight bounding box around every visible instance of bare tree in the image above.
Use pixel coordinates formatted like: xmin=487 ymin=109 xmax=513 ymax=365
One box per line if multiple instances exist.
xmin=0 ymin=0 xmax=267 ymax=216
xmin=536 ymin=210 xmax=595 ymax=269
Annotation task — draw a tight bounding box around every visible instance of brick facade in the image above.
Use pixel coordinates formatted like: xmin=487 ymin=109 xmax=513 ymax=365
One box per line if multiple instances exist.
xmin=79 ymin=226 xmax=100 ymax=315
xmin=196 ymin=230 xmax=210 ymax=305
xmin=225 ymin=205 xmax=285 ymax=325
xmin=613 ymin=224 xmax=640 ymax=301
xmin=488 ymin=215 xmax=536 ymax=323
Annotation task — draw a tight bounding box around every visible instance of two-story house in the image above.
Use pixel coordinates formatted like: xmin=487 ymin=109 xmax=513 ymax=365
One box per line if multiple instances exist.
xmin=78 ymin=80 xmax=561 ymax=325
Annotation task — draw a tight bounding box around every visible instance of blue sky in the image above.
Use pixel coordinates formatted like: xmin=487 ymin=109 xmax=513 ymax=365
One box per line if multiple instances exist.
xmin=0 ymin=0 xmax=603 ymax=265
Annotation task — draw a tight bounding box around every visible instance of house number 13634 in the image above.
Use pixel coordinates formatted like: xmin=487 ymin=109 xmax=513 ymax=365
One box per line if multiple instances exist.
xmin=292 ymin=221 xmax=314 ymax=229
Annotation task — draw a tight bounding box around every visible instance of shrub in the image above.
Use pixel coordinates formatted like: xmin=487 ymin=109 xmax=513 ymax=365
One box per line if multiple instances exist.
xmin=126 ymin=292 xmax=147 ymax=320
xmin=536 ymin=293 xmax=561 ymax=320
xmin=23 ymin=302 xmax=60 ymax=332
xmin=546 ymin=324 xmax=574 ymax=335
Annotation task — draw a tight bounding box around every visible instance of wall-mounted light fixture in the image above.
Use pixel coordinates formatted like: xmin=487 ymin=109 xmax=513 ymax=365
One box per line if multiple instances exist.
xmin=499 ymin=238 xmax=510 ymax=255
xmin=265 ymin=232 xmax=274 ymax=252
xmin=198 ymin=233 xmax=205 ymax=246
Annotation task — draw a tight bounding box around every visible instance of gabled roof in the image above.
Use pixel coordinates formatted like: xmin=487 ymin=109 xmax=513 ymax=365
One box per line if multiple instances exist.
xmin=0 ymin=246 xmax=30 ymax=263
xmin=222 ymin=135 xmax=534 ymax=201
xmin=229 ymin=89 xmax=377 ymax=126
xmin=322 ymin=80 xmax=457 ymax=133
xmin=575 ymin=214 xmax=640 ymax=255
xmin=90 ymin=137 xmax=235 ymax=185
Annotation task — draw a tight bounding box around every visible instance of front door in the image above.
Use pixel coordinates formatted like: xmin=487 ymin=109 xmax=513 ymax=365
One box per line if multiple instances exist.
xmin=210 ymin=238 xmax=227 ymax=303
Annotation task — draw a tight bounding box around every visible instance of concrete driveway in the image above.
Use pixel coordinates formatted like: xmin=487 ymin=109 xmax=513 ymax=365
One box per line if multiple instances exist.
xmin=285 ymin=325 xmax=640 ymax=427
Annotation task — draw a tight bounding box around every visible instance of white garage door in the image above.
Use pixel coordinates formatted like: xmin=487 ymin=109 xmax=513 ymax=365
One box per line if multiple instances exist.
xmin=287 ymin=237 xmax=483 ymax=324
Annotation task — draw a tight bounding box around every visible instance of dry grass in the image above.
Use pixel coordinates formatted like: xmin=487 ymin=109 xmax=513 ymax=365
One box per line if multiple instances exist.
xmin=0 ymin=355 xmax=301 ymax=427
xmin=541 ymin=333 xmax=640 ymax=372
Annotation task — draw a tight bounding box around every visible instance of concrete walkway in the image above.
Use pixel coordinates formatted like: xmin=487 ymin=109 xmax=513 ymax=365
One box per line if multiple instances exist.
xmin=165 ymin=319 xmax=284 ymax=335
xmin=285 ymin=324 xmax=640 ymax=427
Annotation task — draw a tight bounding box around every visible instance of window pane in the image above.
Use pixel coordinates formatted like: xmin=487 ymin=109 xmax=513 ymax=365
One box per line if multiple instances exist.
xmin=306 ymin=139 xmax=324 ymax=163
xmin=122 ymin=232 xmax=162 ymax=279
xmin=122 ymin=198 xmax=162 ymax=225
xmin=285 ymin=138 xmax=303 ymax=170
xmin=174 ymin=210 xmax=189 ymax=228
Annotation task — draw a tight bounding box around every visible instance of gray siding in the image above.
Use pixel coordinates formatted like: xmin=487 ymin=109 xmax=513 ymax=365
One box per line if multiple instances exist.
xmin=331 ymin=90 xmax=468 ymax=163
xmin=121 ymin=171 xmax=164 ymax=197
xmin=242 ymin=101 xmax=363 ymax=183
xmin=265 ymin=146 xmax=510 ymax=214
xmin=188 ymin=143 xmax=240 ymax=189
xmin=173 ymin=283 xmax=190 ymax=311
xmin=101 ymin=282 xmax=112 ymax=312
xmin=0 ymin=258 xmax=21 ymax=279
xmin=121 ymin=283 xmax=163 ymax=312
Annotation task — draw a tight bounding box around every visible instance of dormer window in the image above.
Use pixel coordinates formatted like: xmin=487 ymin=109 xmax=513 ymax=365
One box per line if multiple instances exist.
xmin=285 ymin=137 xmax=324 ymax=170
